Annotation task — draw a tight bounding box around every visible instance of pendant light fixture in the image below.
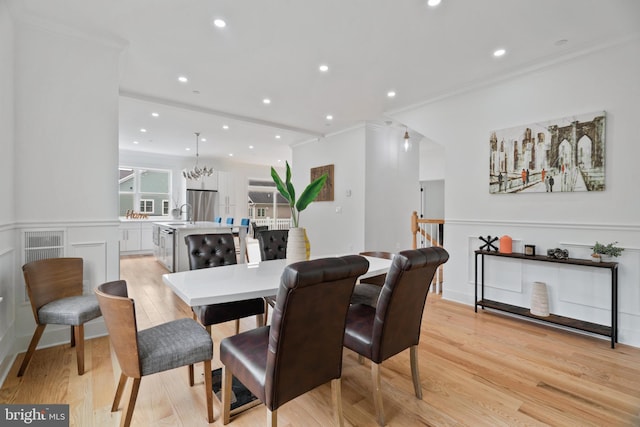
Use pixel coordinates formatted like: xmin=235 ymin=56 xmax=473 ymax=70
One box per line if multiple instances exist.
xmin=183 ymin=132 xmax=214 ymax=180
xmin=403 ymin=128 xmax=410 ymax=152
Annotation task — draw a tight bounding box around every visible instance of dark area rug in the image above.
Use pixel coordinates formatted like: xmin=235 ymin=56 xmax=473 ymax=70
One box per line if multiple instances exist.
xmin=211 ymin=368 xmax=259 ymax=411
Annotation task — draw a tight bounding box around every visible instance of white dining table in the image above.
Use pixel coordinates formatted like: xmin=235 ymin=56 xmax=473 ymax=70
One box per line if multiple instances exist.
xmin=162 ymin=255 xmax=393 ymax=307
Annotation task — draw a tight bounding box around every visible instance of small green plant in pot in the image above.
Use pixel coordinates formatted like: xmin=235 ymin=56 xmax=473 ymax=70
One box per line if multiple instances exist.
xmin=271 ymin=161 xmax=327 ymax=263
xmin=271 ymin=161 xmax=327 ymax=228
xmin=591 ymin=241 xmax=623 ymax=262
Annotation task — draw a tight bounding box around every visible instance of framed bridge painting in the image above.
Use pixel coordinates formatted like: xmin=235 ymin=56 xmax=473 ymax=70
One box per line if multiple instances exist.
xmin=489 ymin=111 xmax=606 ymax=194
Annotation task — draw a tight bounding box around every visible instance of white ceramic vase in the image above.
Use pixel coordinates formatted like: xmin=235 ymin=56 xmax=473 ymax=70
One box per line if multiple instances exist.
xmin=286 ymin=227 xmax=310 ymax=265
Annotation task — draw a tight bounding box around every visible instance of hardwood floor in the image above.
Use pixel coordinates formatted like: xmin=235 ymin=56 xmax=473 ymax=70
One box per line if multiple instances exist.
xmin=2 ymin=255 xmax=639 ymax=426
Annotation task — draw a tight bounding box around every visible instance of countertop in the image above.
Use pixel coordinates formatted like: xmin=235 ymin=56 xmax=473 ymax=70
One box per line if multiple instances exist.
xmin=153 ymin=221 xmax=232 ymax=230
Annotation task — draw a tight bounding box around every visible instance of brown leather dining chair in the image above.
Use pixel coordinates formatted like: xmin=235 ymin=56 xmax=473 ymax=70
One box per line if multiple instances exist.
xmin=350 ymin=251 xmax=395 ymax=307
xmin=19 ymin=257 xmax=102 ymax=377
xmin=256 ymin=229 xmax=289 ymax=318
xmin=184 ymin=233 xmax=265 ymax=335
xmin=343 ymin=247 xmax=449 ymax=426
xmin=219 ymin=255 xmax=370 ymax=427
xmin=95 ymin=280 xmax=214 ymax=427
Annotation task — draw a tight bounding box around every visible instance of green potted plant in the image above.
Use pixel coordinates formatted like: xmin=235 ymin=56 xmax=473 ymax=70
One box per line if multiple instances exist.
xmin=271 ymin=161 xmax=327 ymax=263
xmin=591 ymin=241 xmax=623 ymax=262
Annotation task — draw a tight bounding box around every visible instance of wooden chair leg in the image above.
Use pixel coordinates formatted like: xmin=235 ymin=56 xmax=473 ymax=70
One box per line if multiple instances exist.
xmin=371 ymin=362 xmax=385 ymax=426
xmin=256 ymin=313 xmax=265 ymax=328
xmin=331 ymin=378 xmax=344 ymax=427
xmin=189 ymin=364 xmax=195 ymax=386
xmin=120 ymin=377 xmax=141 ymax=427
xmin=267 ymin=408 xmax=277 ymax=427
xmin=203 ymin=359 xmax=214 ymax=423
xmin=222 ymin=365 xmax=233 ymax=425
xmin=410 ymin=345 xmax=422 ymax=399
xmin=17 ymin=324 xmax=46 ymax=377
xmin=112 ymin=373 xmax=128 ymax=412
xmin=74 ymin=324 xmax=85 ymax=375
xmin=70 ymin=325 xmax=76 ymax=347
xmin=235 ymin=319 xmax=240 ymax=335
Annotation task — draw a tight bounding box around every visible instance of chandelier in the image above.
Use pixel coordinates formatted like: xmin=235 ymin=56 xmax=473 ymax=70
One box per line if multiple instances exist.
xmin=183 ymin=132 xmax=214 ymax=180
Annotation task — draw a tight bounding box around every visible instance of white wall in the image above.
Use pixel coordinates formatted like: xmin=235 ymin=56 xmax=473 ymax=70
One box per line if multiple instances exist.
xmin=292 ymin=127 xmax=366 ymax=256
xmin=392 ymin=38 xmax=640 ymax=346
xmin=364 ymin=123 xmax=420 ymax=252
xmin=1 ymin=18 xmax=123 ymax=381
xmin=0 ymin=0 xmax=17 ymax=381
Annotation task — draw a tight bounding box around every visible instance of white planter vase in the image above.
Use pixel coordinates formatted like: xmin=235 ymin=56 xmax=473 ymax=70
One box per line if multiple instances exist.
xmin=286 ymin=227 xmax=310 ymax=265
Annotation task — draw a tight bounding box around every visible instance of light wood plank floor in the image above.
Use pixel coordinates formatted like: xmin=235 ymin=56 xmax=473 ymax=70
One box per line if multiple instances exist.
xmin=2 ymin=255 xmax=639 ymax=426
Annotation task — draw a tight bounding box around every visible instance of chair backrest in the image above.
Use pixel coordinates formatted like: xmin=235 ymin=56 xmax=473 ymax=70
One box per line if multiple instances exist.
xmin=358 ymin=251 xmax=394 ymax=285
xmin=265 ymin=255 xmax=369 ymax=410
xmin=95 ymin=280 xmax=141 ymax=378
xmin=252 ymin=223 xmax=269 ymax=238
xmin=184 ymin=233 xmax=237 ymax=270
xmin=225 ymin=217 xmax=234 ymax=225
xmin=22 ymin=257 xmax=84 ymax=323
xmin=372 ymin=247 xmax=449 ymax=362
xmin=257 ymin=230 xmax=289 ymax=260
xmin=240 ymin=218 xmax=250 ymax=227
xmin=214 ymin=217 xmax=222 ymax=223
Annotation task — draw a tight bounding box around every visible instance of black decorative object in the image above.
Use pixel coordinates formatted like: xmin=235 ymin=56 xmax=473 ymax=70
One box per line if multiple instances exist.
xmin=547 ymin=248 xmax=569 ymax=259
xmin=211 ymin=368 xmax=258 ymax=411
xmin=524 ymin=245 xmax=536 ymax=256
xmin=479 ymin=236 xmax=499 ymax=252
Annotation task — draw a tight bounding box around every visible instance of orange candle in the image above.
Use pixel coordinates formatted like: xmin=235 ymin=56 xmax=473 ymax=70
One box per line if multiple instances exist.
xmin=499 ymin=235 xmax=512 ymax=254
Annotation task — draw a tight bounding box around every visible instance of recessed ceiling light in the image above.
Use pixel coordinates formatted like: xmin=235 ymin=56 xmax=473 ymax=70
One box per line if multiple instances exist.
xmin=326 ymin=114 xmax=333 ymax=120
xmin=387 ymin=91 xmax=396 ymax=98
xmin=249 ymin=145 xmax=254 ymax=149
xmin=228 ymin=153 xmax=233 ymax=157
xmin=277 ymin=159 xmax=282 ymax=163
xmin=133 ymin=140 xmax=139 ymax=144
xmin=185 ymin=148 xmax=191 ymax=151
xmin=263 ymin=98 xmax=271 ymax=104
xmin=213 ymin=19 xmax=226 ymax=28
xmin=201 ymin=138 xmax=206 ymax=142
xmin=427 ymin=0 xmax=442 ymax=6
xmin=319 ymin=64 xmax=329 ymax=72
xmin=493 ymin=48 xmax=506 ymax=57
xmin=275 ymin=135 xmax=281 ymax=139
xmin=178 ymin=76 xmax=188 ymax=83
xmin=151 ymin=112 xmax=159 ymax=117
xmin=140 ymin=128 xmax=147 ymax=133
xmin=222 ymin=125 xmax=229 ymax=130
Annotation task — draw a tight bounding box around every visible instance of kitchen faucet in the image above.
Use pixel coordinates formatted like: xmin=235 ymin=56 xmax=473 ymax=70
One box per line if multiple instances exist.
xmin=180 ymin=203 xmax=193 ymax=223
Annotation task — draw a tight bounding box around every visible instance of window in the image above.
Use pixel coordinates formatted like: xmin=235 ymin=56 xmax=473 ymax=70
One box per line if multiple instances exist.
xmin=140 ymin=199 xmax=154 ymax=213
xmin=119 ymin=167 xmax=172 ymax=217
xmin=257 ymin=208 xmax=266 ymax=217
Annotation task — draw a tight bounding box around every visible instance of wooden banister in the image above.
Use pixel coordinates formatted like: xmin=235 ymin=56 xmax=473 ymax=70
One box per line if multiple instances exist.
xmin=411 ymin=211 xmax=445 ymax=293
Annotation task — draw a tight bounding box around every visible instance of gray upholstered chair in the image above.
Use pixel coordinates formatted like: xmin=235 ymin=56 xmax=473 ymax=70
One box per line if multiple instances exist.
xmin=95 ymin=280 xmax=214 ymax=427
xmin=184 ymin=233 xmax=265 ymax=335
xmin=220 ymin=255 xmax=370 ymax=426
xmin=344 ymin=247 xmax=449 ymax=426
xmin=350 ymin=251 xmax=395 ymax=307
xmin=19 ymin=257 xmax=102 ymax=377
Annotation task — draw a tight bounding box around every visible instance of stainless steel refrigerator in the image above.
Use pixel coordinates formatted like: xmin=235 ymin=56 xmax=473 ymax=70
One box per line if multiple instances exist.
xmin=186 ymin=189 xmax=218 ymax=222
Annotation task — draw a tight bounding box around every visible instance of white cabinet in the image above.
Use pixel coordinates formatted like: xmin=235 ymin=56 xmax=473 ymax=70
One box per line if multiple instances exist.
xmin=217 ymin=171 xmax=236 ymax=219
xmin=119 ymin=221 xmax=154 ymax=254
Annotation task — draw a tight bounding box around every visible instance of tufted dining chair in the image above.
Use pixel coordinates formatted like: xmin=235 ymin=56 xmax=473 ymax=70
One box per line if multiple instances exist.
xmin=95 ymin=280 xmax=214 ymax=427
xmin=350 ymin=251 xmax=395 ymax=307
xmin=256 ymin=229 xmax=289 ymax=319
xmin=219 ymin=255 xmax=370 ymax=426
xmin=184 ymin=233 xmax=265 ymax=335
xmin=19 ymin=257 xmax=102 ymax=377
xmin=343 ymin=247 xmax=449 ymax=426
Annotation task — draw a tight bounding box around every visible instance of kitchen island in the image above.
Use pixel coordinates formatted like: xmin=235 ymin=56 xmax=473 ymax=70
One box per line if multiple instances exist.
xmin=153 ymin=221 xmax=242 ymax=272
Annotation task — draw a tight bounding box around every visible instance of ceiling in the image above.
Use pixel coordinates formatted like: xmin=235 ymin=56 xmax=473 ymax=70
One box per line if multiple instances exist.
xmin=13 ymin=0 xmax=640 ymax=166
